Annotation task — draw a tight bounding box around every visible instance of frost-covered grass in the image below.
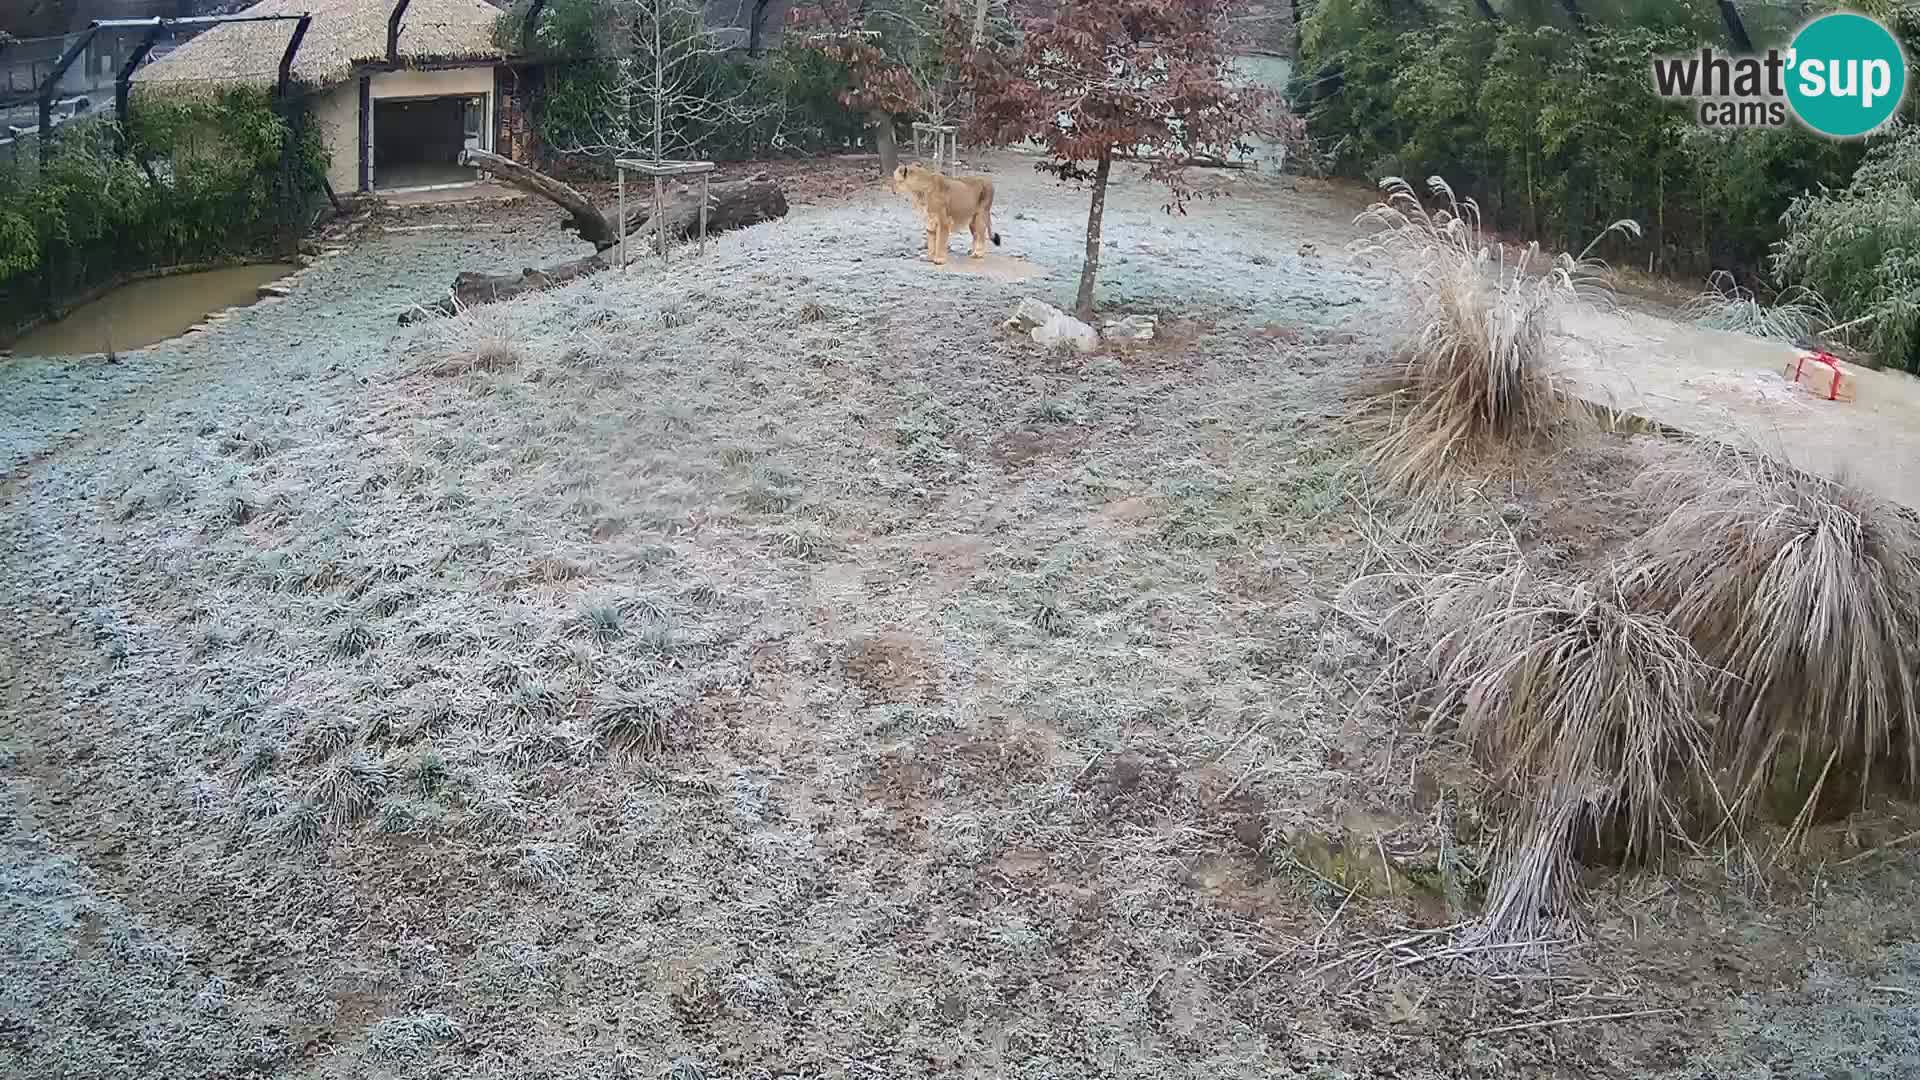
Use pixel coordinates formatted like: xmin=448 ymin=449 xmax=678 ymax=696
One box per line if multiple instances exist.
xmin=4 ymin=157 xmax=1919 ymax=1080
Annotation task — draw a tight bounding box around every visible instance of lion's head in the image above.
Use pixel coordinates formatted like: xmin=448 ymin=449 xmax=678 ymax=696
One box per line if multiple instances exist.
xmin=891 ymin=162 xmax=937 ymax=194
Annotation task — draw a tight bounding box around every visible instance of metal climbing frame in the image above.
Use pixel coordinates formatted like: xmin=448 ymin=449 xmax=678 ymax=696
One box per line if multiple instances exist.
xmin=615 ymin=158 xmax=717 ymax=267
xmin=911 ymin=122 xmax=958 ymax=174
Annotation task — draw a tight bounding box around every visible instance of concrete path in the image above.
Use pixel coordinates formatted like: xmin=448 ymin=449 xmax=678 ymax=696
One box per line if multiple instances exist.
xmin=1556 ymin=304 xmax=1920 ymax=512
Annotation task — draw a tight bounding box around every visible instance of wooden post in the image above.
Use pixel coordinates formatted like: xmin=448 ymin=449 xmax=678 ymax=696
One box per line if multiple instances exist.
xmin=698 ymin=173 xmax=708 ymax=256
xmin=654 ymin=174 xmax=665 ymax=262
xmin=617 ymin=163 xmax=625 ymax=267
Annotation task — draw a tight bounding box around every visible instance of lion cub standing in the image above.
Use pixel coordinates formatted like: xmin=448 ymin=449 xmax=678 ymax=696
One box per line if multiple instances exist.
xmin=891 ymin=162 xmax=1003 ymax=265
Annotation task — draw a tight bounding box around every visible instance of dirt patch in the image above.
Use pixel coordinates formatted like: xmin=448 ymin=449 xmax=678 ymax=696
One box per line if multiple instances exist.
xmin=987 ymin=426 xmax=1091 ymax=470
xmin=929 ymin=252 xmax=1047 ymax=282
xmin=843 ymin=630 xmax=941 ymax=704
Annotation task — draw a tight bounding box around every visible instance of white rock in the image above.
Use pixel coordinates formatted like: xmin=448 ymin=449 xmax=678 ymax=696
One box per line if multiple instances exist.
xmin=1005 ymin=296 xmax=1061 ymax=331
xmin=1101 ymin=314 xmax=1157 ymax=342
xmin=1006 ymin=297 xmax=1098 ymax=354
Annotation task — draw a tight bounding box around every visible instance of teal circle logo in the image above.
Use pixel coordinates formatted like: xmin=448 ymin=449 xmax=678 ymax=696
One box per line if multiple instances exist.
xmin=1786 ymin=12 xmax=1908 ymax=138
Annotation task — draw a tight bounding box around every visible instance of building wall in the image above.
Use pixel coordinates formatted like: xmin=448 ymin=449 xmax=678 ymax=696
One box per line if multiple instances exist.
xmin=311 ymin=80 xmax=358 ymax=194
xmin=370 ymin=66 xmax=494 ymax=102
xmin=1230 ymin=53 xmax=1294 ymax=173
xmin=494 ymin=64 xmax=540 ymax=165
xmin=309 ymin=66 xmax=497 ymax=193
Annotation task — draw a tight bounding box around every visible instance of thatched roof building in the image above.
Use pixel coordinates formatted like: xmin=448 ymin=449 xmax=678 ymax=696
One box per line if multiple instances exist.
xmin=132 ymin=0 xmax=508 ymax=93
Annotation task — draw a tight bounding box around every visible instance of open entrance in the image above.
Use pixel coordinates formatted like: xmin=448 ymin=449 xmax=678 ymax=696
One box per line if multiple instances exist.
xmin=372 ymin=94 xmax=486 ymax=191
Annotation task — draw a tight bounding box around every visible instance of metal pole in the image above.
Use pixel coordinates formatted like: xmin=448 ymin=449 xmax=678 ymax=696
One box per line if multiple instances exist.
xmin=38 ymin=26 xmax=100 ymax=165
xmin=278 ymin=14 xmax=311 ymax=99
xmin=617 ymin=164 xmax=625 ymax=268
xmin=387 ymin=0 xmax=413 ymax=63
xmin=522 ymin=0 xmax=548 ymax=50
xmin=116 ymin=23 xmax=166 ymax=149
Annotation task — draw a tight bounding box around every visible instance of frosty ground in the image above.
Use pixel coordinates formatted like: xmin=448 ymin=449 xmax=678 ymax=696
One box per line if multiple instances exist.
xmin=3 ymin=153 xmax=1917 ymax=1080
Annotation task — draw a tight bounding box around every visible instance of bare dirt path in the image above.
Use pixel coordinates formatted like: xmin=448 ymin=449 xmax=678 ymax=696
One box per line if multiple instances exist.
xmin=1558 ymin=306 xmax=1920 ymax=511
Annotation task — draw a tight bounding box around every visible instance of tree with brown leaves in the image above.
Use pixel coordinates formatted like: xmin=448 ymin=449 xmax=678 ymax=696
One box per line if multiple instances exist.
xmin=962 ymin=0 xmax=1274 ymax=320
xmin=790 ymin=1 xmax=962 ymax=177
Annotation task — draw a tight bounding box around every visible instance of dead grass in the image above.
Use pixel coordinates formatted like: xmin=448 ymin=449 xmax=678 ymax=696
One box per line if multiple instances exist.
xmin=1408 ymin=549 xmax=1715 ymax=940
xmin=1350 ymin=176 xmax=1638 ymax=493
xmin=1623 ymin=445 xmax=1920 ymax=818
xmin=1681 ymin=270 xmax=1834 ymax=344
xmin=403 ymin=300 xmax=526 ymax=377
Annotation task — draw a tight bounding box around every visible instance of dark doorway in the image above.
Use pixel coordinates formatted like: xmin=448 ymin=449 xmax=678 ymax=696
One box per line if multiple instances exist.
xmin=372 ymin=95 xmax=483 ymax=189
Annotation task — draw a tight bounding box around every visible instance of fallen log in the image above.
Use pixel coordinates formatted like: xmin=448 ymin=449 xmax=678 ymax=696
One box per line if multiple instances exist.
xmin=461 ymin=147 xmax=615 ymax=247
xmin=613 ymin=179 xmax=791 ymax=250
xmin=459 ymin=147 xmax=790 ymax=251
xmin=398 ymin=252 xmax=607 ymax=325
xmin=401 ymin=151 xmax=792 ymax=323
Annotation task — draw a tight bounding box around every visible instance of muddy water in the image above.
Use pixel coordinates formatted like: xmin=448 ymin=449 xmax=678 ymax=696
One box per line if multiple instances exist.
xmin=10 ymin=263 xmax=296 ymax=357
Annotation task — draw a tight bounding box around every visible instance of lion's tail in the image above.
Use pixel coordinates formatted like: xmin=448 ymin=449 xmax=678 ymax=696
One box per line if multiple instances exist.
xmin=992 ymin=232 xmax=1003 ymax=246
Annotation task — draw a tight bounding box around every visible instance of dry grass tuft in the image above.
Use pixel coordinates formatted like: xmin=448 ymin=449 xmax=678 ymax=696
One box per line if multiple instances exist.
xmin=1623 ymin=447 xmax=1920 ymax=815
xmin=404 ymin=300 xmax=527 ymax=377
xmin=1351 ymin=176 xmax=1638 ymax=492
xmin=1417 ymin=554 xmax=1713 ymax=940
xmin=1681 ymin=270 xmax=1833 ymax=343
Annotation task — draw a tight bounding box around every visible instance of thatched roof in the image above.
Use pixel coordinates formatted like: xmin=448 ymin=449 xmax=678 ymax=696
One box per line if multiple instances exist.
xmin=133 ymin=0 xmax=508 ymax=94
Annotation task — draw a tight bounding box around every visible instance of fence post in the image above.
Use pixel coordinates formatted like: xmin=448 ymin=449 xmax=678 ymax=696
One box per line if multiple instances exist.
xmin=276 ymin=16 xmax=313 ymax=237
xmin=38 ymin=26 xmax=100 ymax=165
xmin=116 ymin=21 xmax=167 ymax=154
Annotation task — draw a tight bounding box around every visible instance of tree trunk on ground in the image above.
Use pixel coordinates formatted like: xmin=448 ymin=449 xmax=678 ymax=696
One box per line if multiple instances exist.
xmin=399 ymin=252 xmax=609 ymax=324
xmin=972 ymin=0 xmax=991 ymax=44
xmin=460 ymin=147 xmax=788 ymax=251
xmin=873 ymin=111 xmax=898 ymax=177
xmin=461 ymin=147 xmax=615 ymax=247
xmin=1074 ymin=151 xmax=1112 ymax=323
xmin=402 ymin=151 xmax=790 ymax=320
xmin=612 ymin=180 xmax=791 ymax=249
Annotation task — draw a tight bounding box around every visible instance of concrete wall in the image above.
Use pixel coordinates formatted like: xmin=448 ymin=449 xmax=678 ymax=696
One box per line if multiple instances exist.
xmin=311 ymin=80 xmax=357 ymax=194
xmin=370 ymin=66 xmax=493 ymax=103
xmin=1230 ymin=54 xmax=1295 ymax=174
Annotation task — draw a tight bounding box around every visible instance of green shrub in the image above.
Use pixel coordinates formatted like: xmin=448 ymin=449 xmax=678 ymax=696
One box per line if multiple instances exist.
xmin=1292 ymin=1 xmax=1869 ymax=277
xmin=1776 ymin=127 xmax=1920 ymax=373
xmin=0 ymin=87 xmax=325 ymax=333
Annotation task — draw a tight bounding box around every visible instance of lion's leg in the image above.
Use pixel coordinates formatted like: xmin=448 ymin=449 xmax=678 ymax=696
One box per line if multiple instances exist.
xmin=968 ymin=210 xmax=989 ymax=258
xmin=932 ymin=220 xmax=950 ymax=264
xmin=926 ymin=225 xmax=942 ymax=264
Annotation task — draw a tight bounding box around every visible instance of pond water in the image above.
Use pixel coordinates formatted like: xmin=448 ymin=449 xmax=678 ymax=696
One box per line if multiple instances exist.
xmin=9 ymin=263 xmax=297 ymax=357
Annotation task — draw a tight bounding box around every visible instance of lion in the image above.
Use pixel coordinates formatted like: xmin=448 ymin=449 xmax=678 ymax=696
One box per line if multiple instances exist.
xmin=891 ymin=162 xmax=1003 ymax=265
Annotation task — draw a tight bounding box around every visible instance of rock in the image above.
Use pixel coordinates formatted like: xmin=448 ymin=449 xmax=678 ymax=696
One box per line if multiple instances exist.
xmin=1298 ymin=241 xmax=1318 ymax=258
xmin=257 ymin=284 xmax=291 ymax=299
xmin=1101 ymin=314 xmax=1157 ymax=342
xmin=1005 ymin=297 xmax=1098 ymax=354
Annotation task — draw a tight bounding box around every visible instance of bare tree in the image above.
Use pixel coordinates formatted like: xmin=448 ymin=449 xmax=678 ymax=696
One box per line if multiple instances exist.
xmin=558 ymin=0 xmax=773 ymax=165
